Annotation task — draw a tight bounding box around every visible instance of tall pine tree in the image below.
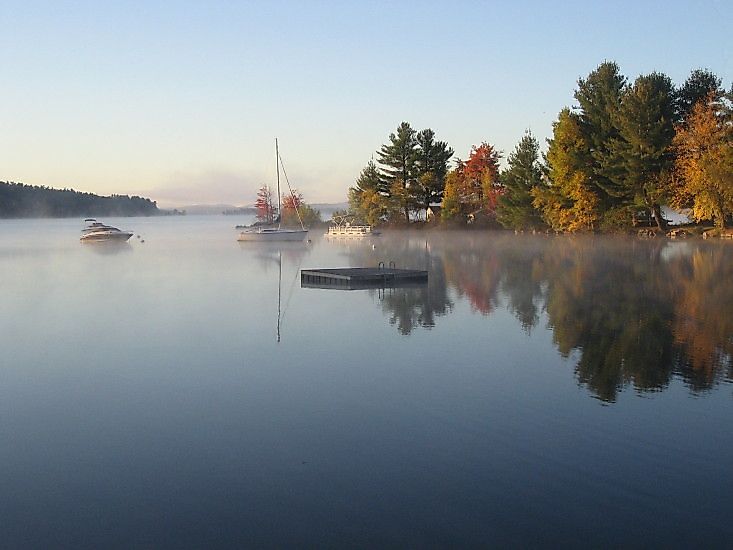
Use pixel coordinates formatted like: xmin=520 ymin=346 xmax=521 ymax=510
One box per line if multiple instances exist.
xmin=377 ymin=122 xmax=418 ymax=222
xmin=496 ymin=131 xmax=546 ymax=230
xmin=575 ymin=62 xmax=627 ymax=205
xmin=353 ymin=159 xmax=383 ymax=195
xmin=677 ymin=69 xmax=724 ymax=123
xmin=609 ymin=72 xmax=677 ymax=228
xmin=413 ymin=128 xmax=454 ymax=214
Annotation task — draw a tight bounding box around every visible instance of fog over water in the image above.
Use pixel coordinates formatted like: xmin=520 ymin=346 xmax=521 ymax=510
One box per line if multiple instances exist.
xmin=1 ymin=216 xmax=732 ymax=546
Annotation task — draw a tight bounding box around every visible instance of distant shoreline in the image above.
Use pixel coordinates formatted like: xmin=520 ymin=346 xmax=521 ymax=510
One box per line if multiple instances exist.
xmin=0 ymin=181 xmax=160 ymax=219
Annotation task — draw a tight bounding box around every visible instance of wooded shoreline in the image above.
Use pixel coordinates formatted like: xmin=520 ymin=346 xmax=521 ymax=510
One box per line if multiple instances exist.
xmin=347 ymin=63 xmax=733 ymax=232
xmin=0 ymin=181 xmax=160 ymax=218
xmin=5 ymin=64 xmax=731 ymax=229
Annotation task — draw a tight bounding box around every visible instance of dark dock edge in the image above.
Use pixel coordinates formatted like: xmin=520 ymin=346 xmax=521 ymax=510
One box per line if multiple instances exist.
xmin=301 ymin=267 xmax=428 ymax=290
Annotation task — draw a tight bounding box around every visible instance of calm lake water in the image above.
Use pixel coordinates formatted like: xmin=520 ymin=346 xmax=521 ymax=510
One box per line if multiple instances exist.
xmin=1 ymin=216 xmax=732 ymax=547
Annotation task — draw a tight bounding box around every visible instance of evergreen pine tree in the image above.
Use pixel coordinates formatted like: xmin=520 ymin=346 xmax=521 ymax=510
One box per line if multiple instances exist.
xmin=677 ymin=69 xmax=723 ymax=122
xmin=609 ymin=72 xmax=677 ymax=228
xmin=496 ymin=131 xmax=546 ymax=230
xmin=575 ymin=62 xmax=627 ymax=205
xmin=348 ymin=160 xmax=386 ymax=224
xmin=377 ymin=122 xmax=418 ymax=222
xmin=353 ymin=159 xmax=383 ymax=195
xmin=413 ymin=129 xmax=454 ymax=213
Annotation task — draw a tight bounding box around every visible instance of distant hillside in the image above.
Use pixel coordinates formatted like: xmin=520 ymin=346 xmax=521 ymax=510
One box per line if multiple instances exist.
xmin=182 ymin=204 xmax=255 ymax=215
xmin=311 ymin=202 xmax=348 ymax=212
xmin=0 ymin=181 xmax=159 ymax=218
xmin=181 ymin=202 xmax=348 ymax=215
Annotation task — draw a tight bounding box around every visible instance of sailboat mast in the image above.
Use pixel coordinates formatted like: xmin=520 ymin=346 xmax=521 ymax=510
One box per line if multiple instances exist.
xmin=275 ymin=138 xmax=281 ymax=227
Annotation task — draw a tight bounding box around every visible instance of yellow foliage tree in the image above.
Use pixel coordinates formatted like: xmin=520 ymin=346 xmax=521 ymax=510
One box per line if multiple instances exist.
xmin=386 ymin=180 xmax=410 ymax=223
xmin=536 ymin=109 xmax=600 ymax=232
xmin=441 ymin=170 xmax=464 ymax=221
xmin=672 ymin=97 xmax=733 ymax=228
xmin=348 ymin=187 xmax=385 ymax=226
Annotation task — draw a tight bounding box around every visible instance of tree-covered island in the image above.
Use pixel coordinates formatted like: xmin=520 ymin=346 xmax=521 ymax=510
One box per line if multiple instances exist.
xmin=349 ymin=62 xmax=733 ymax=233
xmin=0 ymin=181 xmax=160 ymax=218
xmin=4 ymin=62 xmax=730 ymax=230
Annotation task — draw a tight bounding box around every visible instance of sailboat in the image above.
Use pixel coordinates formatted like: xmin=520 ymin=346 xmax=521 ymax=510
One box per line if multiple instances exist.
xmin=238 ymin=139 xmax=309 ymax=242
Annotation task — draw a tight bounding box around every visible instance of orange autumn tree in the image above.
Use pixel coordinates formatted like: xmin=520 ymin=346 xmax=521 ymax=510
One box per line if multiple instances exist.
xmin=441 ymin=142 xmax=503 ymax=223
xmin=281 ymin=189 xmax=321 ymax=227
xmin=671 ymin=95 xmax=733 ymax=228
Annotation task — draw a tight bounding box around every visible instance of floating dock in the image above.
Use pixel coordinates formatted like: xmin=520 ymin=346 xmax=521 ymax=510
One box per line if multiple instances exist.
xmin=301 ymin=267 xmax=428 ymax=290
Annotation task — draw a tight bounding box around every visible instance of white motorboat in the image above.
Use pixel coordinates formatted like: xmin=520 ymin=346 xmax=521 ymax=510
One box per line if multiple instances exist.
xmin=237 ymin=139 xmax=309 ymax=243
xmin=80 ymin=219 xmax=133 ymax=242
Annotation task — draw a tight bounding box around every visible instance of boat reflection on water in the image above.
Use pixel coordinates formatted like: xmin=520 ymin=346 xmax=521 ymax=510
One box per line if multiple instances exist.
xmin=3 ymin=220 xmax=733 ymax=547
xmin=238 ymin=240 xmax=311 ymax=255
xmin=80 ymin=240 xmax=133 ymax=255
xmin=239 ymin=241 xmax=312 ymax=342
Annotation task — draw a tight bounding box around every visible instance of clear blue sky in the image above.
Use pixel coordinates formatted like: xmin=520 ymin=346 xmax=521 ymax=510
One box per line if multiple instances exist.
xmin=2 ymin=0 xmax=731 ymax=206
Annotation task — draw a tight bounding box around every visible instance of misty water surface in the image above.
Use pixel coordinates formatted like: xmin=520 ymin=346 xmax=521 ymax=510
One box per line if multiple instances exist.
xmin=1 ymin=216 xmax=732 ymax=547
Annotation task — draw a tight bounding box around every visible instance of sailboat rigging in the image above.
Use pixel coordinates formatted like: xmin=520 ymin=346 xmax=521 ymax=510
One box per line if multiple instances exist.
xmin=238 ymin=139 xmax=309 ymax=242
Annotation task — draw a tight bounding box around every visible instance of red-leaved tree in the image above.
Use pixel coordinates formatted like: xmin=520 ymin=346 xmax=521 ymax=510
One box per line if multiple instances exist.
xmin=254 ymin=185 xmax=276 ymax=224
xmin=462 ymin=142 xmax=503 ymax=216
xmin=442 ymin=142 xmax=503 ymax=222
xmin=281 ymin=190 xmax=304 ymax=226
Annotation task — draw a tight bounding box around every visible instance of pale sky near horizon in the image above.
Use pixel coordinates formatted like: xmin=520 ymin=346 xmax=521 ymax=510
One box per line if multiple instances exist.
xmin=2 ymin=0 xmax=731 ymax=207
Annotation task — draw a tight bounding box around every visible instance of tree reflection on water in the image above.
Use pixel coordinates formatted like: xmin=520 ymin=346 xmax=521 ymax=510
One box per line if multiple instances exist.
xmin=346 ymin=232 xmax=733 ymax=402
xmin=343 ymin=236 xmax=453 ymax=335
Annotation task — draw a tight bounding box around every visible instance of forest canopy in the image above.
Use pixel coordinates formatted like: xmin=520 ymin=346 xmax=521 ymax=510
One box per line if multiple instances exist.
xmin=348 ymin=64 xmax=733 ymax=231
xmin=0 ymin=181 xmax=160 ymax=218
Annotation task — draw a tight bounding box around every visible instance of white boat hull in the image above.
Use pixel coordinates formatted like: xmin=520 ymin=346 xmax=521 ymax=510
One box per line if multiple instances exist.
xmin=80 ymin=231 xmax=133 ymax=242
xmin=237 ymin=229 xmax=308 ymax=242
xmin=80 ymin=219 xmax=133 ymax=243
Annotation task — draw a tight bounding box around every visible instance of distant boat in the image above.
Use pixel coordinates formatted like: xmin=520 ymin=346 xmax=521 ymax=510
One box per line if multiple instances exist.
xmin=326 ymin=223 xmax=379 ymax=238
xmin=80 ymin=219 xmax=133 ymax=242
xmin=238 ymin=226 xmax=309 ymax=242
xmin=238 ymin=139 xmax=308 ymax=242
